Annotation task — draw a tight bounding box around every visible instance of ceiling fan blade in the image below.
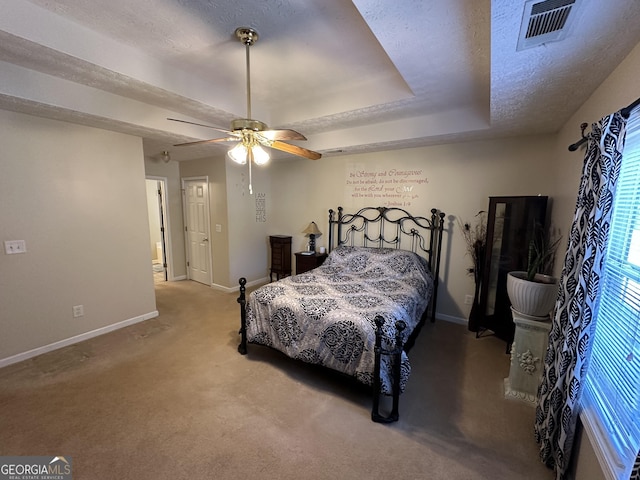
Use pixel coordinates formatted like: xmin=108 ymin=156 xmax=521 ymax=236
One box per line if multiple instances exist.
xmin=174 ymin=137 xmax=239 ymax=147
xmin=269 ymin=140 xmax=322 ymax=160
xmin=259 ymin=129 xmax=307 ymax=141
xmin=167 ymin=118 xmax=232 ymax=135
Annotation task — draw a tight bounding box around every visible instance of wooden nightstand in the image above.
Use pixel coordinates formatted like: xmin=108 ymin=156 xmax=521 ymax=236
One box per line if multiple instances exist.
xmin=295 ymin=251 xmax=328 ymax=274
xmin=269 ymin=235 xmax=292 ymax=281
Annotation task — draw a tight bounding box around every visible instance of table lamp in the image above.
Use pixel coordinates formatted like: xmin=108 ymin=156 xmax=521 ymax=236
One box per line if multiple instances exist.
xmin=302 ymin=222 xmax=322 ymax=252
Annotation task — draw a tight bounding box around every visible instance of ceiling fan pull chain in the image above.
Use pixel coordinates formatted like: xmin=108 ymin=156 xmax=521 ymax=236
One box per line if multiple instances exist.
xmin=248 ymin=147 xmax=253 ymax=195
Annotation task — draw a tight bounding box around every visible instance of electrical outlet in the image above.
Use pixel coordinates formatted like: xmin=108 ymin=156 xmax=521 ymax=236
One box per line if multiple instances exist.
xmin=73 ymin=305 xmax=84 ymax=318
xmin=4 ymin=240 xmax=27 ymax=254
xmin=464 ymin=294 xmax=474 ymax=305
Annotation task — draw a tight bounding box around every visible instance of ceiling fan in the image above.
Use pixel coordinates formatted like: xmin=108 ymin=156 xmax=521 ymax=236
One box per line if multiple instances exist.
xmin=168 ymin=27 xmax=321 ymax=172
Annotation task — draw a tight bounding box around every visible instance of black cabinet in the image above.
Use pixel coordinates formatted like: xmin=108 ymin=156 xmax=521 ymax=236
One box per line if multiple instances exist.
xmin=476 ymin=196 xmax=548 ymax=347
xmin=269 ymin=235 xmax=292 ymax=281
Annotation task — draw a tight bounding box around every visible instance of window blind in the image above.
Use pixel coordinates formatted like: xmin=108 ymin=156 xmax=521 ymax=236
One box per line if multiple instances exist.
xmin=584 ymin=106 xmax=640 ymax=477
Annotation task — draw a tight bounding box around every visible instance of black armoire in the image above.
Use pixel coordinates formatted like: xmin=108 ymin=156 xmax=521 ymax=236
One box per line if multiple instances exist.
xmin=476 ymin=196 xmax=548 ymax=348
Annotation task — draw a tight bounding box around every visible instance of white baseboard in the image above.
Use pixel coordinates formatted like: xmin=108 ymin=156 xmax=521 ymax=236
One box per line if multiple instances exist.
xmin=0 ymin=310 xmax=159 ymax=369
xmin=212 ymin=277 xmax=270 ymax=294
xmin=245 ymin=277 xmax=270 ymax=288
xmin=437 ymin=313 xmax=469 ymax=325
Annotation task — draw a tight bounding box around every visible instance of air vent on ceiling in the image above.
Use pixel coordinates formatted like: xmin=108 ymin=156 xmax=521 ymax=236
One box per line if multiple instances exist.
xmin=517 ymin=0 xmax=581 ymax=51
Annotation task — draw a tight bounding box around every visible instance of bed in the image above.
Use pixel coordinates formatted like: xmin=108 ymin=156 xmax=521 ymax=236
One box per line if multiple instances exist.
xmin=237 ymin=206 xmax=445 ymax=422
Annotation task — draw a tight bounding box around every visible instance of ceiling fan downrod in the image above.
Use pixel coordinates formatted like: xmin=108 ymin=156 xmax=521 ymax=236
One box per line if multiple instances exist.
xmin=170 ymin=26 xmax=321 ymax=166
xmin=235 ymin=27 xmax=258 ymax=120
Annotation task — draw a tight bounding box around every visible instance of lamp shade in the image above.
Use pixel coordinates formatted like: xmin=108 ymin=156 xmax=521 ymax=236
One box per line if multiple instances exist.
xmin=302 ymin=222 xmax=321 ymax=236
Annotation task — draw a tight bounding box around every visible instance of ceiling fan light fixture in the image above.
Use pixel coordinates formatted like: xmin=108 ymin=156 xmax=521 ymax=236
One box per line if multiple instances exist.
xmin=252 ymin=144 xmax=270 ymax=165
xmin=228 ymin=143 xmax=248 ymax=165
xmin=169 ymin=25 xmax=320 ymax=197
xmin=228 ymin=143 xmax=270 ymax=166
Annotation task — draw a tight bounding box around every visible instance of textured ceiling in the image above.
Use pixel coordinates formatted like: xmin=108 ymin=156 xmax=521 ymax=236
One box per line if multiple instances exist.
xmin=1 ymin=0 xmax=640 ymax=162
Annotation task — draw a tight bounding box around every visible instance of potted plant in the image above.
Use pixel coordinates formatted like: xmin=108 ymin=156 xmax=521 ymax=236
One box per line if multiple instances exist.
xmin=506 ymin=223 xmax=562 ymax=318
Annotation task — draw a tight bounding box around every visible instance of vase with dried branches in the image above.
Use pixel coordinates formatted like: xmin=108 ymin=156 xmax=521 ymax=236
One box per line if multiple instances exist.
xmin=458 ymin=211 xmax=487 ymax=331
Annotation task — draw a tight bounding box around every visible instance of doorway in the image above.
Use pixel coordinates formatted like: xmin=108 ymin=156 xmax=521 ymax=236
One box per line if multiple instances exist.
xmin=145 ymin=177 xmax=170 ymax=283
xmin=182 ymin=177 xmax=212 ymax=286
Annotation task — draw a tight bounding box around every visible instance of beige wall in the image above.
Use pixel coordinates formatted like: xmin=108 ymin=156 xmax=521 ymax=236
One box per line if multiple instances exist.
xmin=179 ymin=156 xmax=233 ymax=289
xmin=551 ymin=40 xmax=640 ymax=234
xmin=269 ymin=135 xmax=558 ymax=322
xmin=557 ymin=39 xmax=640 ymax=480
xmin=0 ymin=110 xmax=157 ymax=363
xmin=570 ymin=420 xmax=606 ymax=480
xmin=148 ymin=152 xmax=265 ymax=290
xmin=224 ymin=157 xmax=272 ymax=287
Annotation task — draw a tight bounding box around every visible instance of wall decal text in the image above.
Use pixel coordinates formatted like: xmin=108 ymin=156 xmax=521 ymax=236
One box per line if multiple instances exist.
xmin=346 ymin=166 xmax=429 ymax=208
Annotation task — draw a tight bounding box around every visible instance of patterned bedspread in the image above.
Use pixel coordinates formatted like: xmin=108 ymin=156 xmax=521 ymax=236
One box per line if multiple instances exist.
xmin=245 ymin=246 xmax=434 ymax=394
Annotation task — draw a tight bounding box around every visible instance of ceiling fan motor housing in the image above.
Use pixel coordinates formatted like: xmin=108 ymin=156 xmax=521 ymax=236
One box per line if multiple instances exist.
xmin=231 ymin=118 xmax=268 ymax=132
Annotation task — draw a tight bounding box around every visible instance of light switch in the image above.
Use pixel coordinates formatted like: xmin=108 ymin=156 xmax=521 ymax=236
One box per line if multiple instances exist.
xmin=215 ymin=224 xmax=222 ymax=233
xmin=4 ymin=240 xmax=27 ymax=254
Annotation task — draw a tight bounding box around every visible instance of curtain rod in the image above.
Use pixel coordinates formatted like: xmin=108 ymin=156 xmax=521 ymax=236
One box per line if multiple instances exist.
xmin=567 ymin=96 xmax=640 ymax=151
xmin=620 ymin=96 xmax=640 ymax=118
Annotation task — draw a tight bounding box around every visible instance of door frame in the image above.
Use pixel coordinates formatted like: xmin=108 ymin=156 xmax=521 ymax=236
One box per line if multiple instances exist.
xmin=146 ymin=175 xmax=172 ymax=281
xmin=182 ymin=176 xmax=213 ymax=286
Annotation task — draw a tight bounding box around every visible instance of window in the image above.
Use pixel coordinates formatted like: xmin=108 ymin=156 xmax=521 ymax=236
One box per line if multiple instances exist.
xmin=582 ymin=107 xmax=640 ymax=479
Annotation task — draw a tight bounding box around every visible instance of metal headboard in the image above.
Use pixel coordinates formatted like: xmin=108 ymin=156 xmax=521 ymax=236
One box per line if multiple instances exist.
xmin=327 ymin=206 xmax=446 ymax=321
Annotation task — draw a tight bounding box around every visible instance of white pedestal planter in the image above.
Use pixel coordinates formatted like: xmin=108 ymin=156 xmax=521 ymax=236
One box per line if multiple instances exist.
xmin=504 ymin=307 xmax=552 ymax=405
xmin=506 ymin=271 xmax=558 ymax=318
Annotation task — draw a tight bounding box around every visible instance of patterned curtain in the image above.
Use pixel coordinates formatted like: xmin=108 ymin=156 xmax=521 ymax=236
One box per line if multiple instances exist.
xmin=534 ymin=111 xmax=628 ymax=480
xmin=632 ymin=454 xmax=640 ymax=480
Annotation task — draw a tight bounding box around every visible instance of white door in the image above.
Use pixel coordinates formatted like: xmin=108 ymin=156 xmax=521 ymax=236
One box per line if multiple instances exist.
xmin=183 ymin=178 xmax=212 ymax=286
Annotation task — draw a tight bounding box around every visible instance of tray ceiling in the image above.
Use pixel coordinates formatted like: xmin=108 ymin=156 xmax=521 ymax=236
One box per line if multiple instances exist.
xmin=1 ymin=0 xmax=640 ymax=161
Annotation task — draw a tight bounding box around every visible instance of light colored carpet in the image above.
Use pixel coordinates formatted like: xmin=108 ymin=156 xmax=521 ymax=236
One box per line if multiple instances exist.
xmin=0 ymin=280 xmax=554 ymax=479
